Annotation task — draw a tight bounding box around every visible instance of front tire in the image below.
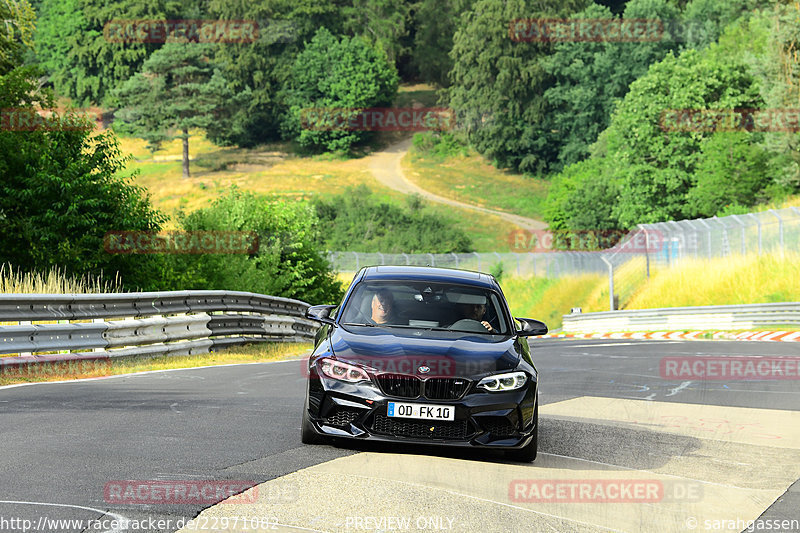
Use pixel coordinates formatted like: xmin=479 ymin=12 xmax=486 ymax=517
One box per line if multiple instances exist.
xmin=301 ymin=406 xmax=327 ymax=445
xmin=506 ymin=402 xmax=538 ymax=462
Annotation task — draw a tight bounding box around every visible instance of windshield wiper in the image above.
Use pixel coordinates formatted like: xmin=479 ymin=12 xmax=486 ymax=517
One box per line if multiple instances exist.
xmin=341 ymin=322 xmax=376 ymax=327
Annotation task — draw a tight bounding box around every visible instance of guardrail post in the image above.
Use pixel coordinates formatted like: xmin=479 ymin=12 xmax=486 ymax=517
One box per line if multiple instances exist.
xmin=451 ymin=252 xmax=459 ymax=268
xmin=377 ymin=252 xmax=384 ymax=265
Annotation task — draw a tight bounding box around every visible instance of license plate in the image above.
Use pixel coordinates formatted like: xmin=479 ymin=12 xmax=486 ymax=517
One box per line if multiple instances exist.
xmin=387 ymin=402 xmax=454 ymax=421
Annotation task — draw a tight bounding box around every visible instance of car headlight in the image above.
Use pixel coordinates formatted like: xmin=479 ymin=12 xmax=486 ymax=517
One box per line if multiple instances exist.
xmin=319 ymin=357 xmax=370 ymax=383
xmin=477 ymin=371 xmax=527 ymax=392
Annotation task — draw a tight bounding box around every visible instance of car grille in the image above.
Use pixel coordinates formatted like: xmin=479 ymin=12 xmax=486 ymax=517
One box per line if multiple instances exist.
xmin=324 ymin=407 xmax=362 ymax=427
xmin=424 ymin=378 xmax=470 ymax=400
xmin=376 ymin=374 xmax=470 ymax=400
xmin=376 ymin=374 xmax=421 ymax=398
xmin=370 ymin=413 xmax=469 ymax=440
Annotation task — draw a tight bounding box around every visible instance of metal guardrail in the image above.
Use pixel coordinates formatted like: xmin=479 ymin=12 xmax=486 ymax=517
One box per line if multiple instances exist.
xmin=561 ymin=302 xmax=800 ymax=333
xmin=0 ymin=291 xmax=318 ymax=365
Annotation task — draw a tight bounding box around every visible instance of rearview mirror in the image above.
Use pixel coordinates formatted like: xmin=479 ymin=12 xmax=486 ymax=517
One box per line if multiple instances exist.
xmin=305 ymin=305 xmax=336 ymax=325
xmin=515 ymin=318 xmax=548 ymax=337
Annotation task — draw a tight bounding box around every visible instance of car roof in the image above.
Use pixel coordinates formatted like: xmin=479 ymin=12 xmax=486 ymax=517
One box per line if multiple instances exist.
xmin=359 ymin=265 xmax=498 ymax=290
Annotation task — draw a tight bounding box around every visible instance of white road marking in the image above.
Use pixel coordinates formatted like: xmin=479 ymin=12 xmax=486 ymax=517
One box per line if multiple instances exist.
xmin=666 ymin=381 xmax=693 ymax=397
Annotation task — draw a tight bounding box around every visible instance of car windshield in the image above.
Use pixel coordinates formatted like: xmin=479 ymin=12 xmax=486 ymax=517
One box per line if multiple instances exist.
xmin=340 ymin=280 xmax=509 ymax=335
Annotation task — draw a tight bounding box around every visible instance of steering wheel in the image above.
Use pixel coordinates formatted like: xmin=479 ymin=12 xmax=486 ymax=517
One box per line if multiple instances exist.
xmin=448 ymin=318 xmax=491 ymax=333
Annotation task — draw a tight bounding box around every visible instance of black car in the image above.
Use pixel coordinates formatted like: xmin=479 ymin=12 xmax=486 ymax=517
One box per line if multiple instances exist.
xmin=301 ymin=266 xmax=548 ymax=462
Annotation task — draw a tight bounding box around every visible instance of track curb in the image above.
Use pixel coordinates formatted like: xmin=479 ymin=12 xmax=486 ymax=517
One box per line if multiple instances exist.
xmin=543 ymin=330 xmax=800 ymax=342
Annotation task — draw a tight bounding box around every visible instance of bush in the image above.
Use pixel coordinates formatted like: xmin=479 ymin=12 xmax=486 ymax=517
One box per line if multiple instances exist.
xmin=312 ymin=185 xmax=473 ymax=253
xmin=411 ymin=132 xmax=468 ymax=159
xmin=156 ymin=188 xmax=344 ymax=304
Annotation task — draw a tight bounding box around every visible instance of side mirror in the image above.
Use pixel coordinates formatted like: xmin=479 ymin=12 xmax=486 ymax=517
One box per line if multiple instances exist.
xmin=515 ymin=318 xmax=548 ymax=337
xmin=305 ymin=305 xmax=337 ymax=326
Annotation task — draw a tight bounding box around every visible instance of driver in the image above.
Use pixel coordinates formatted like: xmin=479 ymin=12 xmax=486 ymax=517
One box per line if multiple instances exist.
xmin=457 ymin=302 xmax=495 ymax=332
xmin=368 ymin=289 xmax=395 ymax=325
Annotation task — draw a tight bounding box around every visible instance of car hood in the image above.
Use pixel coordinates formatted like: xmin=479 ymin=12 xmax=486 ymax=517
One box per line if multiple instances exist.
xmin=329 ymin=325 xmax=520 ymax=377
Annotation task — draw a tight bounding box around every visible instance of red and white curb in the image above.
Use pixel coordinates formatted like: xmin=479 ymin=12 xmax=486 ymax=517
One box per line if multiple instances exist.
xmin=544 ymin=331 xmax=800 ymax=342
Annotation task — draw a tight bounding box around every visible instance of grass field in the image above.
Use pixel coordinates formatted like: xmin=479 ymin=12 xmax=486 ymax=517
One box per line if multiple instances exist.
xmin=501 ymin=251 xmax=800 ymax=330
xmin=111 ymin=83 xmax=539 ymax=250
xmin=403 ymin=143 xmax=549 ymax=221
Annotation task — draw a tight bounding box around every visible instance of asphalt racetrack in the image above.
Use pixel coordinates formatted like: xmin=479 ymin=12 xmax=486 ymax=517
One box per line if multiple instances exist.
xmin=1 ymin=338 xmax=798 ymax=532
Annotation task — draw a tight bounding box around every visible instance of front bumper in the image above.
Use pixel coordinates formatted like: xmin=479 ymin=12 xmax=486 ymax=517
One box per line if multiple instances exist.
xmin=306 ymin=374 xmax=537 ymax=449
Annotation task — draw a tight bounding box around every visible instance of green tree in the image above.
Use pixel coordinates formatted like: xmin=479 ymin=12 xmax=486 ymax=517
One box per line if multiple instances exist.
xmin=743 ymin=3 xmax=800 ymax=197
xmin=410 ymin=0 xmax=474 ymax=87
xmin=0 ymin=0 xmax=35 ymax=75
xmin=41 ymin=0 xmax=173 ymax=105
xmin=281 ymin=27 xmax=398 ymax=152
xmin=687 ymin=132 xmax=772 ymax=217
xmin=544 ymin=156 xmax=618 ymax=231
xmin=605 ymin=48 xmax=763 ymax=226
xmin=447 ymin=0 xmax=588 ymax=174
xmin=542 ymin=0 xmax=680 ymax=170
xmin=206 ymin=0 xmax=349 ymax=147
xmin=680 ymin=0 xmax=756 ymax=50
xmin=0 ymin=67 xmax=166 ymax=287
xmin=160 ymin=188 xmax=344 ymax=304
xmin=343 ymin=0 xmax=409 ymax=65
xmin=114 ymin=42 xmax=238 ymax=178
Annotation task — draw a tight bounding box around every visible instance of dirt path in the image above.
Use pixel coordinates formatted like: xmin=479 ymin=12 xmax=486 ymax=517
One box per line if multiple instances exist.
xmin=366 ymin=138 xmax=547 ymax=230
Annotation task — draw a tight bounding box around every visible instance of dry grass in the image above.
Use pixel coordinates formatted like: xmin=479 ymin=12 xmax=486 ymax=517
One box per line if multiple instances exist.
xmin=501 ymin=274 xmax=606 ymax=330
xmin=499 ymin=250 xmax=800 ymax=330
xmin=403 ymin=148 xmax=549 ymax=221
xmin=625 ymin=251 xmax=800 ymax=309
xmin=0 ymin=264 xmax=122 ymax=294
xmin=118 ymin=129 xmax=524 ymax=250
